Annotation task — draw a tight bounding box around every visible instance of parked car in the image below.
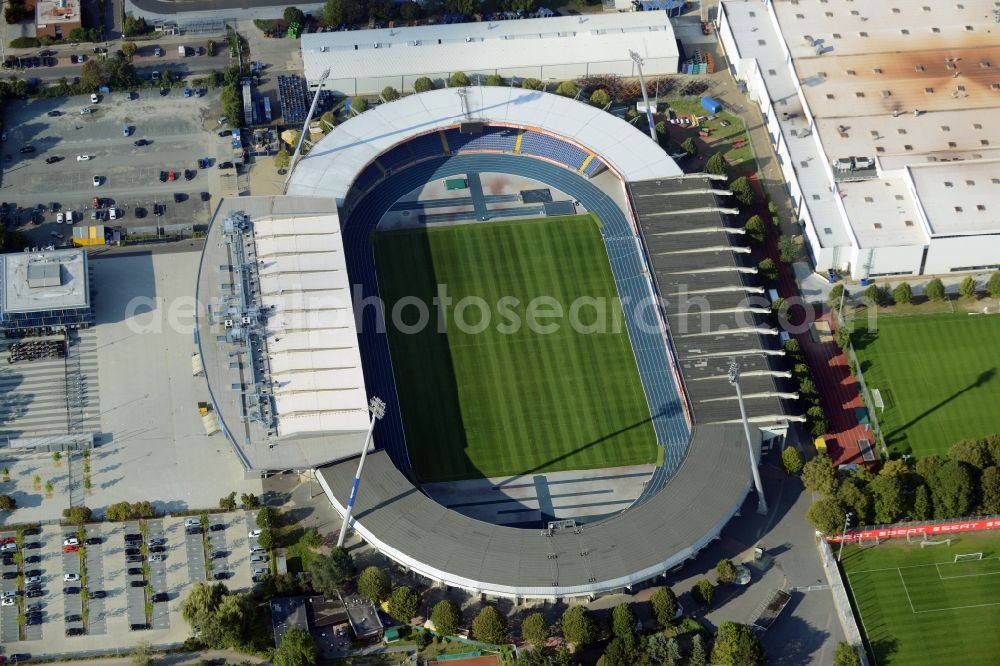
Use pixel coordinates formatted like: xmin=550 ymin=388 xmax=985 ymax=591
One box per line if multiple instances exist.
xmin=63 ymin=537 xmax=79 ymax=547
xmin=63 ymin=573 xmax=79 ymax=582
xmin=127 ymin=567 xmax=142 ymax=576
xmin=200 ymin=191 xmax=211 ymax=202
xmin=65 ymin=627 xmax=83 ymax=636
xmin=126 ymin=554 xmax=143 ymax=563
xmin=46 ymin=110 xmax=61 ymax=117
xmin=93 ymin=175 xmax=101 ymax=186
xmin=130 ymin=580 xmax=147 ymax=587
xmin=134 ymin=139 xmax=149 ymax=146
xmin=125 ymin=547 xmax=140 ymax=556
xmin=63 ymin=586 xmax=80 ymax=595
xmin=45 ymin=156 xmax=61 ymax=164
xmin=1 ymin=597 xmax=15 ymax=606
xmin=248 ymin=529 xmax=261 ymax=539
xmin=80 ymin=107 xmax=93 ymax=114
xmin=26 ymin=589 xmax=43 ymax=598
xmin=90 ymin=93 xmax=99 ymax=103
xmin=152 ymin=592 xmax=168 ymax=602
xmin=209 ymin=523 xmax=225 ymax=532
xmin=25 ymin=575 xmax=42 ymax=584
xmin=218 ymin=161 xmax=234 ymax=169
xmin=89 ymin=590 xmax=106 ymax=599
xmin=76 ymin=154 xmax=91 ymax=161
xmin=18 ymin=146 xmax=34 ymax=154
xmin=84 ymin=537 xmax=101 ymax=545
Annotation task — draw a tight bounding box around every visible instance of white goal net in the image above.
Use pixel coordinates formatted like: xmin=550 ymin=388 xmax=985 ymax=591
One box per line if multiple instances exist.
xmin=954 ymin=552 xmax=983 ymax=562
xmin=920 ymin=538 xmax=951 ymax=548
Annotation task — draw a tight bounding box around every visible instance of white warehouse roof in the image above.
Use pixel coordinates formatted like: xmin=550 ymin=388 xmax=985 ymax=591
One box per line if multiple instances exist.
xmin=301 ymin=12 xmax=678 ymax=86
xmin=253 ymin=213 xmax=370 ymax=440
xmin=288 ymin=86 xmax=683 ymax=204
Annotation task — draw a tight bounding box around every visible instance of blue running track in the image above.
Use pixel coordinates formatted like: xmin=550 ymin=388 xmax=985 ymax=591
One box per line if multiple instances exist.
xmin=343 ymin=154 xmax=691 ymax=475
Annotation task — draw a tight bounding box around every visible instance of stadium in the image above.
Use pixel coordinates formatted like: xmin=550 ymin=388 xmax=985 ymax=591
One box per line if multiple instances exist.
xmin=196 ymin=86 xmax=800 ymax=599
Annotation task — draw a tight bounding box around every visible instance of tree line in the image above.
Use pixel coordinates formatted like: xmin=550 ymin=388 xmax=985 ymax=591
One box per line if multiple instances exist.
xmin=803 ymin=435 xmax=1000 ymax=535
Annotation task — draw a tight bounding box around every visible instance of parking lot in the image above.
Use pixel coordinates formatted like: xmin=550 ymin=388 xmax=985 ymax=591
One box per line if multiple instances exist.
xmin=0 ymin=91 xmax=240 ymax=246
xmin=0 ymin=512 xmax=257 ymax=655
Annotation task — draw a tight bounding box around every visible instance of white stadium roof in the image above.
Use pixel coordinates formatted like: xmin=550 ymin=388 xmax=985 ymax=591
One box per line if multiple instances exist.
xmin=288 ymin=86 xmax=683 ymax=204
xmin=301 ymin=12 xmax=678 ymax=85
xmin=253 ymin=213 xmax=370 ymax=440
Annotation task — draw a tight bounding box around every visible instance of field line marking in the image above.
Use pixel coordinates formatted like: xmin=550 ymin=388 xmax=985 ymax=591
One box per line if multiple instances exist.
xmin=849 ymin=556 xmax=1000 ymax=577
xmin=914 ymin=600 xmax=1000 ymax=614
xmin=898 ymin=568 xmax=916 ymax=614
xmin=937 ymin=570 xmax=1000 ymax=580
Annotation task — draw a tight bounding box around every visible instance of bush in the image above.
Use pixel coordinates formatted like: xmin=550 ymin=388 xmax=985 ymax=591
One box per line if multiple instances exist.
xmin=744 ymin=215 xmax=766 ymax=244
xmin=781 ymin=446 xmax=803 ymax=474
xmin=757 ymin=258 xmax=778 ymax=283
xmin=778 ymin=236 xmax=797 ymax=264
xmin=925 ymin=278 xmax=946 ymax=301
xmin=730 ymin=176 xmax=755 ymax=207
xmin=650 ymin=586 xmax=678 ymax=627
xmin=959 ymin=276 xmax=978 ymax=299
xmin=381 ymin=86 xmax=400 ymax=102
xmin=716 ymin=559 xmax=738 ymax=584
xmin=274 ymin=148 xmax=291 ymax=171
xmin=106 ymin=501 xmax=134 ymax=522
xmin=413 ymin=77 xmax=435 ymax=93
xmin=522 ymin=78 xmax=543 ymax=91
xmin=681 ymin=137 xmax=697 ymax=157
xmin=484 ymin=74 xmax=505 ymax=87
xmin=807 ymin=405 xmax=828 ymax=436
xmin=893 ymin=282 xmax=913 ymax=305
xmin=862 ymin=283 xmax=881 ymax=307
xmin=283 ymin=6 xmax=305 ymax=26
xmin=706 ymin=152 xmax=728 ymax=176
xmin=0 ymin=495 xmax=15 ymax=512
xmin=350 ymin=96 xmax=367 ymax=113
xmin=63 ymin=506 xmax=93 ymax=524
xmin=9 ymin=37 xmax=39 ymax=49
xmin=555 ymin=80 xmax=578 ymax=97
xmin=827 ymin=284 xmax=845 ymax=309
xmin=589 ymin=88 xmax=611 ymax=108
xmin=448 ymin=71 xmax=471 ymax=88
xmin=692 ymin=579 xmax=715 ymax=606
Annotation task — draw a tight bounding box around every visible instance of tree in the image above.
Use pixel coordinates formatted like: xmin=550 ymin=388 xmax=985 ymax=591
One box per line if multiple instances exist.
xmin=131 ymin=640 xmax=154 ymax=666
xmin=381 ymin=86 xmax=400 ymax=102
xmin=357 ymin=566 xmax=391 ymax=603
xmin=925 ymin=278 xmax=946 ymax=301
xmin=827 ymin=283 xmax=845 ymax=309
xmin=256 ymin=527 xmax=274 ymax=550
xmin=274 ymin=627 xmax=316 ymax=666
xmin=522 ymin=78 xmax=543 ymax=91
xmin=430 ymin=599 xmax=462 ymax=637
xmin=706 ymin=152 xmax=728 ymax=176
xmin=649 ymin=586 xmax=678 ymax=627
xmin=781 ymin=446 xmax=803 ymax=475
xmin=274 ymin=148 xmax=291 ymax=171
xmin=121 ymin=42 xmax=138 ymax=60
xmin=240 ymin=493 xmax=260 ymax=509
xmin=757 ymin=258 xmax=778 ymax=283
xmin=448 ymin=71 xmax=471 ymax=88
xmin=387 ymin=585 xmax=420 ymax=623
xmin=589 ymin=88 xmax=611 ymax=108
xmin=689 ymin=634 xmax=707 ymax=666
xmin=681 ymin=137 xmax=697 ymax=157
xmin=283 ymin=6 xmax=306 ymax=25
xmin=911 ymin=482 xmax=933 ymax=520
xmin=948 ymin=438 xmax=994 ymax=470
xmin=484 ymin=74 xmax=506 ymax=86
xmin=520 ymin=612 xmax=548 ymax=647
xmin=554 ymin=81 xmax=578 ymax=97
xmin=744 ymin=215 xmax=766 ymax=244
xmin=560 ymin=605 xmax=598 ymax=646
xmin=472 ymin=606 xmax=508 ymax=644
xmin=930 ymin=460 xmax=976 ymax=518
xmin=0 ymin=495 xmax=15 ymax=512
xmin=807 ymin=405 xmax=829 ymax=437
xmin=985 ymin=271 xmax=1000 ymax=299
xmin=399 ymin=1 xmax=421 ymax=21
xmin=868 ymin=474 xmax=904 ymax=524
xmin=692 ymin=578 xmax=715 ymax=606
xmin=414 ymin=77 xmax=435 ymax=93
xmin=959 ymin=276 xmax=978 ymax=299
xmin=602 ymin=635 xmax=638 ymax=666
xmin=63 ymin=505 xmax=93 ymax=524
xmin=256 ymin=506 xmax=276 ymax=529
xmin=915 ymin=455 xmax=944 ymax=480
xmin=131 ymin=501 xmax=155 ymax=519
xmin=310 ymin=548 xmax=353 ymax=597
xmin=181 ymin=581 xmax=228 ymax=634
xmin=979 ymin=467 xmax=1000 ymax=515
xmin=778 ymin=235 xmax=798 ymax=264
xmin=206 ymin=40 xmax=216 ymax=57
xmin=106 ymin=501 xmax=134 ymax=522
xmin=879 ymin=459 xmax=908 ymax=476
xmin=350 ymin=96 xmax=367 ymax=113
xmin=833 ymin=642 xmax=862 ymax=666
xmin=220 ymin=84 xmax=243 ymax=128
xmin=123 ymin=15 xmax=148 ymax=37
xmin=836 ymin=481 xmax=871 ymax=525
xmin=611 ymin=602 xmax=636 ymax=638
xmin=730 ymin=176 xmax=755 ymax=207
xmin=208 ymin=592 xmax=256 ymax=648
xmin=806 ymin=497 xmax=846 ymax=535
xmin=52 ymin=451 xmax=62 ymax=465
xmin=711 ymin=622 xmax=765 ymax=666
xmin=892 ymin=282 xmax=913 ymax=305
xmin=716 ymin=558 xmax=738 ymax=584
xmin=862 ymin=283 xmax=881 ymax=307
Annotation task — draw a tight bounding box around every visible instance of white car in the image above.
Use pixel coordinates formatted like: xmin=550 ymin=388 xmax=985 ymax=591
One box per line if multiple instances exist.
xmin=63 ymin=537 xmax=79 ymax=546
xmin=108 ymin=207 xmax=118 ymax=220
xmin=90 ymin=93 xmax=99 ymax=103
xmin=93 ymin=175 xmax=101 ymax=187
xmin=63 ymin=573 xmax=80 ymax=582
xmin=76 ymin=154 xmax=91 ymax=161
xmin=1 ymin=590 xmax=15 ymax=599
xmin=252 ymin=567 xmax=270 ymax=576
xmin=25 ymin=575 xmax=42 ymax=584
xmin=248 ymin=529 xmax=262 ymax=539
xmin=1 ymin=597 xmax=14 ymax=606
xmin=56 ymin=211 xmax=65 ymax=223
xmin=64 ymin=211 xmax=75 ymax=225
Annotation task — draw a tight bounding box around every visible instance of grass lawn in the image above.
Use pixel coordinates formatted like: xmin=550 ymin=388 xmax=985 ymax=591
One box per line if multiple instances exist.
xmin=850 ymin=313 xmax=1000 ymax=457
xmin=661 ymin=97 xmax=756 ymax=172
xmin=374 ymin=215 xmax=657 ymax=483
xmin=840 ymin=531 xmax=1000 ymax=665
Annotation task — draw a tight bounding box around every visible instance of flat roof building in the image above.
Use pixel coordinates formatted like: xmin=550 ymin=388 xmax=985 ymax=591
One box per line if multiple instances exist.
xmin=301 ymin=12 xmax=679 ymax=96
xmin=0 ymin=249 xmax=92 ymax=333
xmin=32 ymin=0 xmax=81 ymax=40
xmin=718 ymin=0 xmax=1000 ymax=279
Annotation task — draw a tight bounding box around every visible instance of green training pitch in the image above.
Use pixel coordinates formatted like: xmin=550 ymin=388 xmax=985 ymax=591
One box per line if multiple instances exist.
xmin=851 ymin=313 xmax=1000 ymax=458
xmin=840 ymin=532 xmax=1000 ymax=665
xmin=373 ymin=215 xmax=657 ymax=483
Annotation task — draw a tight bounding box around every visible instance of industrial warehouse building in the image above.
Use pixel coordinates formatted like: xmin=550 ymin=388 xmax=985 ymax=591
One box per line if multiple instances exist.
xmin=300 ymin=12 xmax=679 ymax=96
xmin=718 ymin=0 xmax=1000 ymax=279
xmin=0 ymin=249 xmax=92 ymax=334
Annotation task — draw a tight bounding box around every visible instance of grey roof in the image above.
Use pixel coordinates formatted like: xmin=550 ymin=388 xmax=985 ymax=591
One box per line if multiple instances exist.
xmin=315 ymin=174 xmax=795 ymax=598
xmin=2 ymin=249 xmax=90 ymax=314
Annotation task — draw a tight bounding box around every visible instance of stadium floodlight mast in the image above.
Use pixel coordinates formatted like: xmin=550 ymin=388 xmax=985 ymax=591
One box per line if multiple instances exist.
xmin=283 ymin=68 xmax=330 ymax=194
xmin=838 ymin=511 xmax=854 ymax=561
xmin=728 ymin=360 xmax=768 ymax=515
xmin=629 ymin=50 xmax=658 ymax=143
xmin=335 ymin=396 xmax=387 ymax=548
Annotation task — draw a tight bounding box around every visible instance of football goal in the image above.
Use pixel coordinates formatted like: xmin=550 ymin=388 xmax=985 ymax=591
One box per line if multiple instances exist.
xmin=954 ymin=552 xmax=983 ymax=562
xmin=921 ymin=538 xmax=951 ymax=548
xmin=906 ymin=533 xmax=926 ymax=544
xmin=857 ymin=536 xmax=882 ymax=548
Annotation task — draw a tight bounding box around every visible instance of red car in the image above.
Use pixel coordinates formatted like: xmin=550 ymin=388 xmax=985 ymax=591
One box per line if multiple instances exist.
xmin=92 ymin=196 xmax=100 ymax=209
xmin=0 ymin=537 xmax=15 ymax=545
xmin=167 ymin=169 xmax=176 ymax=181
xmin=63 ymin=544 xmax=79 ymax=553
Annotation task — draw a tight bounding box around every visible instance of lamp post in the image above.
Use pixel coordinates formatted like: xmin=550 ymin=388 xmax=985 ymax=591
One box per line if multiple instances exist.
xmin=728 ymin=361 xmax=768 ymax=515
xmin=629 ymin=49 xmax=658 ymax=143
xmin=838 ymin=511 xmax=854 ymax=562
xmin=335 ymin=396 xmax=387 ymax=548
xmin=283 ymin=68 xmax=330 ymax=193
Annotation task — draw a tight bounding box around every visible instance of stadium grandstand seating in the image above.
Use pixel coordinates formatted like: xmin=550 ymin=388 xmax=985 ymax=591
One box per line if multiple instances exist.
xmin=519 ymin=131 xmax=591 ymax=171
xmin=443 ymin=127 xmax=519 ymax=154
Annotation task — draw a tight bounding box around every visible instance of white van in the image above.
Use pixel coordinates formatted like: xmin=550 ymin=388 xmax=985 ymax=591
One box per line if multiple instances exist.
xmin=108 ymin=208 xmax=119 ymax=220
xmin=90 ymin=93 xmax=99 ymax=103
xmin=184 ymin=518 xmax=200 ymax=527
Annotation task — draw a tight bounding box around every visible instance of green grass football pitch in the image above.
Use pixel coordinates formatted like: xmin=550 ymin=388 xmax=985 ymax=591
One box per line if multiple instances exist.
xmin=851 ymin=313 xmax=1000 ymax=457
xmin=840 ymin=532 xmax=1000 ymax=665
xmin=373 ymin=215 xmax=657 ymax=483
